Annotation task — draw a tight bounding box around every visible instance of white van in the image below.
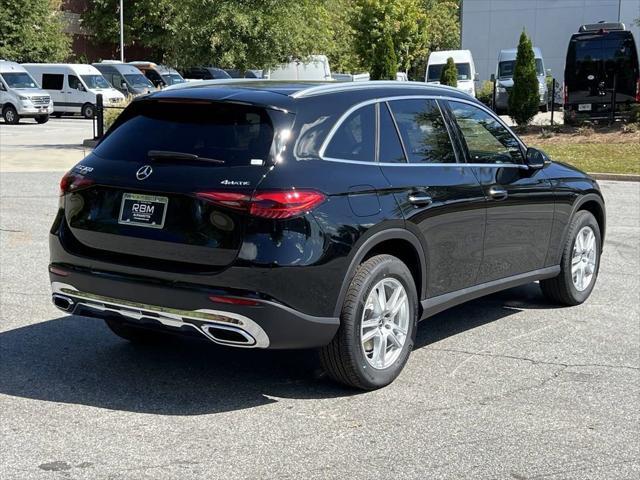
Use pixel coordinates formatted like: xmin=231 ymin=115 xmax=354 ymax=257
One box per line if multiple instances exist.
xmin=0 ymin=60 xmax=54 ymax=124
xmin=264 ymin=55 xmax=332 ymax=81
xmin=23 ymin=63 xmax=125 ymax=118
xmin=425 ymin=50 xmax=478 ymax=97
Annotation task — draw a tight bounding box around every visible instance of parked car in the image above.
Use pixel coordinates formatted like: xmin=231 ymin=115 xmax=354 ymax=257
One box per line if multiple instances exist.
xmin=92 ymin=61 xmax=156 ymax=96
xmin=128 ymin=61 xmax=186 ymax=88
xmin=425 ymin=50 xmax=478 ymax=97
xmin=264 ymin=55 xmax=332 ymax=80
xmin=0 ymin=60 xmax=53 ymax=124
xmin=50 ymin=80 xmax=605 ymax=390
xmin=181 ymin=67 xmax=232 ymax=80
xmin=224 ymin=69 xmax=263 ymax=79
xmin=495 ymin=47 xmax=549 ymax=113
xmin=23 ymin=63 xmax=125 ymax=119
xmin=564 ymin=22 xmax=639 ymax=124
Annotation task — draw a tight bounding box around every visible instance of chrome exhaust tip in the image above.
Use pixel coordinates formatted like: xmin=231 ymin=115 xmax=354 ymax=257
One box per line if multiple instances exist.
xmin=201 ymin=324 xmax=256 ymax=347
xmin=52 ymin=294 xmax=75 ymax=312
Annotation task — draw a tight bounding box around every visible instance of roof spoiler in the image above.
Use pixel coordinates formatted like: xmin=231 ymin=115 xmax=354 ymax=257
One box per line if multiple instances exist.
xmin=579 ymin=22 xmax=625 ymax=33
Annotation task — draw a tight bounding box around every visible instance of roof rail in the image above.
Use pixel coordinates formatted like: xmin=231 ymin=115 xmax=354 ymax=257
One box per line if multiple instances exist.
xmin=579 ymin=22 xmax=625 ymax=32
xmin=290 ymin=80 xmax=466 ymax=99
xmin=163 ymin=78 xmax=267 ymax=92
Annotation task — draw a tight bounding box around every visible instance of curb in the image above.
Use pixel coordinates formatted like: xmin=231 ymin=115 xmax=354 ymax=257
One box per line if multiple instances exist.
xmin=589 ymin=172 xmax=640 ymax=182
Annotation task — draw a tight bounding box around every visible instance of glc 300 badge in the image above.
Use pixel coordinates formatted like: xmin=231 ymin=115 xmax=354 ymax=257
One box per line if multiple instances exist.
xmin=136 ymin=165 xmax=153 ymax=180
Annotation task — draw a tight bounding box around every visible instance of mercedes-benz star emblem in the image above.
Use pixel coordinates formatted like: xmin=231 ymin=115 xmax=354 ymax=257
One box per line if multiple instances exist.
xmin=136 ymin=165 xmax=153 ymax=180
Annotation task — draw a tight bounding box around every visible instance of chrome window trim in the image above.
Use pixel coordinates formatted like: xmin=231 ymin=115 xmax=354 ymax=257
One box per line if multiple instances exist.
xmin=318 ymin=94 xmax=528 ymax=168
xmin=290 ymin=81 xmax=466 ymax=99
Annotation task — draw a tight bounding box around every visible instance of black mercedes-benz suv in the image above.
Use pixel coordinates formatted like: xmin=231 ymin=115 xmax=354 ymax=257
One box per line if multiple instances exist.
xmin=50 ymin=80 xmax=605 ymax=390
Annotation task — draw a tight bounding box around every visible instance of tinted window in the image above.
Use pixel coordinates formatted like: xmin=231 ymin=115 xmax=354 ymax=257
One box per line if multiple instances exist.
xmin=324 ymin=104 xmax=375 ymax=162
xmin=499 ymin=59 xmax=544 ymax=78
xmin=448 ymin=101 xmax=523 ymax=164
xmin=94 ymin=102 xmax=274 ymax=166
xmin=388 ymin=99 xmax=456 ymax=164
xmin=42 ymin=73 xmax=63 ymax=90
xmin=68 ymin=75 xmax=81 ymax=89
xmin=379 ymin=103 xmax=406 ymax=163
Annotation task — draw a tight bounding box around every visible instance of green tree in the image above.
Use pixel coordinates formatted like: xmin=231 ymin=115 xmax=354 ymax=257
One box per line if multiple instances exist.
xmin=82 ymin=0 xmax=175 ymax=61
xmin=370 ymin=31 xmax=398 ymax=80
xmin=0 ymin=0 xmax=70 ymax=62
xmin=351 ymin=0 xmax=428 ymax=75
xmin=509 ymin=30 xmax=539 ymax=126
xmin=439 ymin=57 xmax=458 ymax=87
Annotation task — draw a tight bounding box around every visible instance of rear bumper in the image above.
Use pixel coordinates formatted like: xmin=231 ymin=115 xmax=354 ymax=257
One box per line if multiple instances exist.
xmin=49 ymin=265 xmax=339 ymax=350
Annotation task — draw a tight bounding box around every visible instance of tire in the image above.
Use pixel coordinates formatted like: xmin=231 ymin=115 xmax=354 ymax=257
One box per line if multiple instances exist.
xmin=81 ymin=103 xmax=95 ymax=119
xmin=540 ymin=211 xmax=601 ymax=306
xmin=52 ymin=113 xmax=62 ymax=118
xmin=320 ymin=254 xmax=418 ymax=390
xmin=3 ymin=105 xmax=19 ymax=124
xmin=104 ymin=319 xmax=168 ymax=344
xmin=35 ymin=115 xmax=49 ymax=124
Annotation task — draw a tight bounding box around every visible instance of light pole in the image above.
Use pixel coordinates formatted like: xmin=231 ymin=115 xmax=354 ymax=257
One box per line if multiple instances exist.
xmin=119 ymin=0 xmax=124 ymax=62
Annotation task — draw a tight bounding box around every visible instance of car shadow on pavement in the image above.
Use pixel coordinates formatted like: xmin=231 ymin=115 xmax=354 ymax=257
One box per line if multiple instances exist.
xmin=0 ymin=284 xmax=555 ymax=415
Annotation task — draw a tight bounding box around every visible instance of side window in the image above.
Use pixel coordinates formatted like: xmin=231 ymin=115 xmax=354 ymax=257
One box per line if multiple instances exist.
xmin=379 ymin=103 xmax=406 ymax=163
xmin=448 ymin=101 xmax=523 ymax=164
xmin=388 ymin=99 xmax=456 ymax=163
xmin=68 ymin=75 xmax=80 ymax=89
xmin=42 ymin=74 xmax=64 ymax=90
xmin=112 ymin=73 xmax=125 ymax=88
xmin=324 ymin=104 xmax=375 ymax=162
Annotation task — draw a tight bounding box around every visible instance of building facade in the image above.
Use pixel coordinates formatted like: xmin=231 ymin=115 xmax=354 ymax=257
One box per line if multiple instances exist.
xmin=461 ymin=0 xmax=640 ymax=82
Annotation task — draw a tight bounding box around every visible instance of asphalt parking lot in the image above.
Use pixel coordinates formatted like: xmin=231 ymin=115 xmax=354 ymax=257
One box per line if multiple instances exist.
xmin=0 ymin=168 xmax=638 ymax=478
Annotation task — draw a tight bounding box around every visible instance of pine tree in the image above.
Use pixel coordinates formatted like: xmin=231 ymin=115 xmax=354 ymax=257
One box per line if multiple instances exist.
xmin=439 ymin=57 xmax=458 ymax=87
xmin=370 ymin=31 xmax=398 ymax=80
xmin=508 ymin=30 xmax=539 ymax=125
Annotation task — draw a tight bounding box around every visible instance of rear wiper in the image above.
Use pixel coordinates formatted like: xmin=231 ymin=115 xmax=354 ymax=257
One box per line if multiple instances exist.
xmin=147 ymin=150 xmax=225 ymax=164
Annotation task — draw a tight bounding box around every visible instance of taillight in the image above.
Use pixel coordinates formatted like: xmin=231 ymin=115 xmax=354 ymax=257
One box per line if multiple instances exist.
xmin=635 ymin=78 xmax=640 ymax=102
xmin=59 ymin=171 xmax=94 ymax=196
xmin=196 ymin=189 xmax=326 ymax=219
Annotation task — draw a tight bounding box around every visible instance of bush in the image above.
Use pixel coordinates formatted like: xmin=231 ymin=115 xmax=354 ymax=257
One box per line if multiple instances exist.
xmin=370 ymin=31 xmax=398 ymax=80
xmin=103 ymin=97 xmax=132 ymax=131
xmin=439 ymin=57 xmax=458 ymax=87
xmin=622 ymin=122 xmax=639 ymax=134
xmin=509 ymin=30 xmax=539 ymax=126
xmin=476 ymin=80 xmax=494 ymax=106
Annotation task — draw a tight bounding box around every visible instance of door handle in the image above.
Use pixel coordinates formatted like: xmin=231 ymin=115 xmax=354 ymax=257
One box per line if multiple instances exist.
xmin=488 ymin=186 xmax=508 ymax=200
xmin=408 ymin=193 xmax=433 ymax=206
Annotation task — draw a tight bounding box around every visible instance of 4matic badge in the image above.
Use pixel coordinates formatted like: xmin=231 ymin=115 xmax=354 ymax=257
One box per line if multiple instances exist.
xmin=220 ymin=179 xmax=250 ymax=186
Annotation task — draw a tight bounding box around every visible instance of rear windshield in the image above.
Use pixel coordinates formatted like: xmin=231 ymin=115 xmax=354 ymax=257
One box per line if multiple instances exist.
xmin=93 ymin=101 xmax=275 ymax=166
xmin=427 ymin=62 xmax=471 ymax=82
xmin=498 ymin=59 xmax=544 ymax=78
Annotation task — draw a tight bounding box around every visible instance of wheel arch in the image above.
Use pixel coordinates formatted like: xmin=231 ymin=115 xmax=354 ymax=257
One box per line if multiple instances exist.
xmin=332 ymin=228 xmax=427 ymax=317
xmin=559 ymin=193 xmax=606 ymax=258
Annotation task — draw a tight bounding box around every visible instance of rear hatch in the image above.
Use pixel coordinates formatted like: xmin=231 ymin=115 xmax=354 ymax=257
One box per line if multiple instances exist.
xmin=62 ymin=99 xmax=292 ymax=268
xmin=565 ymin=30 xmax=639 ymax=111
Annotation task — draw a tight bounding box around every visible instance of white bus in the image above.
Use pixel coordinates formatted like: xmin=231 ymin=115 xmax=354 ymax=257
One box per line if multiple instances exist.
xmin=23 ymin=63 xmax=125 ymax=118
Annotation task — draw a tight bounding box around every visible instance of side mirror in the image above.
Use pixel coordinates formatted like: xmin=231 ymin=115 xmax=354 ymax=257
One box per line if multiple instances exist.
xmin=525 ymin=147 xmax=549 ymax=170
xmin=474 ymin=72 xmax=480 ymax=81
xmin=120 ymin=81 xmax=128 ymax=91
xmin=0 ymin=83 xmax=6 ymax=91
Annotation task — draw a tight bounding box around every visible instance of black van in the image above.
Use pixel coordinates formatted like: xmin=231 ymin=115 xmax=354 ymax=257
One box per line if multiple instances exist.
xmin=564 ymin=22 xmax=640 ymax=123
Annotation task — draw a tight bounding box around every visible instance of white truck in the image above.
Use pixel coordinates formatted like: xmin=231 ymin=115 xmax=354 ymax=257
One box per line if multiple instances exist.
xmin=425 ymin=50 xmax=478 ymax=97
xmin=23 ymin=63 xmax=125 ymax=119
xmin=0 ymin=60 xmax=54 ymax=124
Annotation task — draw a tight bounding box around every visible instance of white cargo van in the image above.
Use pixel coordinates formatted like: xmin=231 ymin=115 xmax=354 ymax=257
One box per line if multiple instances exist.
xmin=23 ymin=63 xmax=125 ymax=118
xmin=0 ymin=60 xmax=54 ymax=124
xmin=425 ymin=50 xmax=478 ymax=97
xmin=264 ymin=55 xmax=332 ymax=81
